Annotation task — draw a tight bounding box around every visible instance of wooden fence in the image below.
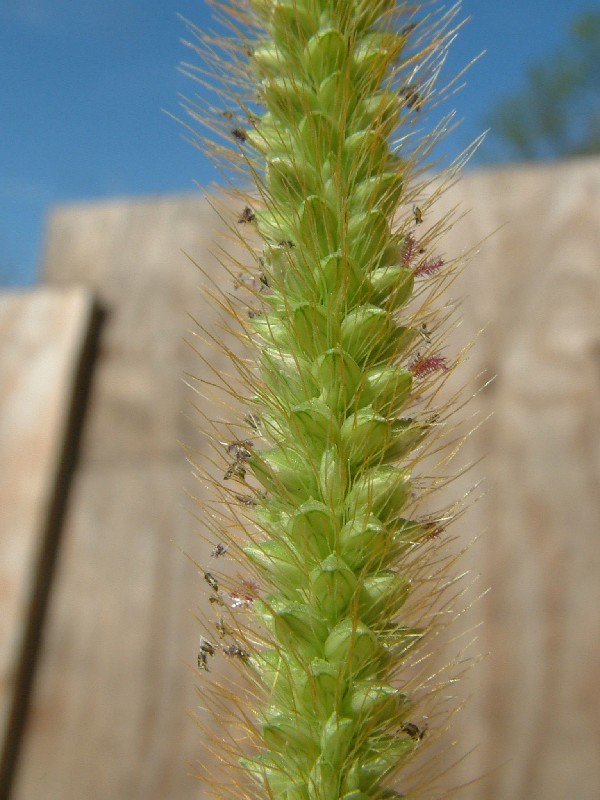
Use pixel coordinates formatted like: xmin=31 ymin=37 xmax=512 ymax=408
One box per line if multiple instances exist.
xmin=1 ymin=157 xmax=599 ymax=799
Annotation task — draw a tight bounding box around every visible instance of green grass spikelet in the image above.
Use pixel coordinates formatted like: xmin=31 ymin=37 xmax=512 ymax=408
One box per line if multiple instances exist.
xmin=182 ymin=1 xmax=478 ymax=798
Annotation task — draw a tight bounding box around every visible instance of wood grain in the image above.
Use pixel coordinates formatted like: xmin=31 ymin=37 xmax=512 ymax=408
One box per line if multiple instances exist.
xmin=11 ymin=159 xmax=600 ymax=799
xmin=11 ymin=196 xmax=246 ymax=800
xmin=429 ymin=157 xmax=600 ymax=799
xmin=0 ymin=287 xmax=97 ymax=795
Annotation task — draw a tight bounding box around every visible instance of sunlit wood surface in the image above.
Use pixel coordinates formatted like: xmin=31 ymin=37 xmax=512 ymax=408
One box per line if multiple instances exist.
xmin=0 ymin=287 xmax=96 ymax=793
xmin=5 ymin=157 xmax=600 ymax=799
xmin=437 ymin=158 xmax=600 ymax=800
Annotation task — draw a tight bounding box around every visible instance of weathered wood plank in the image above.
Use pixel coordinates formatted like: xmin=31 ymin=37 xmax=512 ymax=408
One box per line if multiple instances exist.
xmin=12 ymin=158 xmax=600 ymax=800
xmin=430 ymin=157 xmax=600 ymax=799
xmin=11 ymin=197 xmax=238 ymax=800
xmin=0 ymin=287 xmax=97 ymax=795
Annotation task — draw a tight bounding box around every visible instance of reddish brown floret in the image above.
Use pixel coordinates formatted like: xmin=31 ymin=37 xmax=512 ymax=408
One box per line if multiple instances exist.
xmin=414 ymin=256 xmax=444 ymax=277
xmin=401 ymin=232 xmax=417 ymax=265
xmin=409 ymin=354 xmax=448 ymax=377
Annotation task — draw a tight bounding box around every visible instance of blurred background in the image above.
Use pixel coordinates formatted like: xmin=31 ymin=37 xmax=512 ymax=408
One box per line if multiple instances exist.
xmin=1 ymin=1 xmax=600 ymax=799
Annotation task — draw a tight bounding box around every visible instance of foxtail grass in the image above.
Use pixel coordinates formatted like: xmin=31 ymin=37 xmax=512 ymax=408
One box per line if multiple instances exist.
xmin=180 ymin=1 xmax=481 ymax=798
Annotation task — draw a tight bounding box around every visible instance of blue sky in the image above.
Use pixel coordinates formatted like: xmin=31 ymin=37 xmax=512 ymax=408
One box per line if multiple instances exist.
xmin=1 ymin=0 xmax=598 ymax=286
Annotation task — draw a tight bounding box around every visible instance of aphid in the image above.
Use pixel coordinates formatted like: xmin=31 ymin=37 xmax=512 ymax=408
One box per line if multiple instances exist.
xmin=204 ymin=571 xmax=219 ymax=592
xmin=279 ymin=239 xmax=295 ymax=248
xmin=227 ymin=439 xmax=254 ymax=462
xmin=401 ymin=721 xmax=427 ymax=740
xmin=412 ymin=205 xmax=423 ymax=225
xmin=231 ymin=126 xmax=247 ymax=143
xmin=219 ymin=109 xmax=234 ymax=120
xmin=222 ymin=642 xmax=249 ymax=659
xmin=259 ymin=272 xmax=270 ymax=288
xmin=238 ymin=206 xmax=256 ymax=224
xmin=211 ymin=543 xmax=228 ymax=559
xmin=215 ymin=618 xmax=230 ymax=638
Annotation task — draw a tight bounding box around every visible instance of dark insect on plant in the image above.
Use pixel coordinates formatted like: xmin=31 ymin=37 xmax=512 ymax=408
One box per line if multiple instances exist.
xmin=238 ymin=206 xmax=257 ymax=224
xmin=210 ymin=543 xmax=229 ymax=559
xmin=401 ymin=721 xmax=428 ymax=741
xmin=231 ymin=126 xmax=248 ymax=142
xmin=197 ymin=638 xmax=218 ymax=671
xmin=203 ymin=571 xmax=219 ymax=593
